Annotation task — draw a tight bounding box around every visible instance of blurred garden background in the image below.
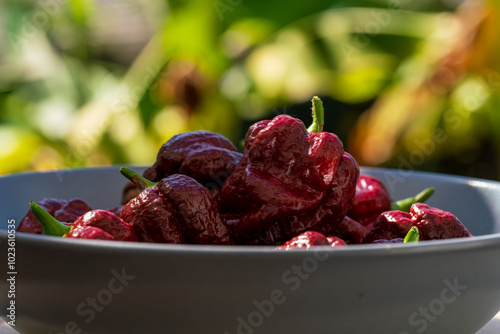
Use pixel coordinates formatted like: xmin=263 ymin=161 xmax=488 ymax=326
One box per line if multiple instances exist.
xmin=1 ymin=0 xmax=500 ymax=180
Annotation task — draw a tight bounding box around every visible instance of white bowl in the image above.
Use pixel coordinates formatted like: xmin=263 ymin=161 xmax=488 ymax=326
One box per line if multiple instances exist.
xmin=1 ymin=166 xmax=500 ymax=334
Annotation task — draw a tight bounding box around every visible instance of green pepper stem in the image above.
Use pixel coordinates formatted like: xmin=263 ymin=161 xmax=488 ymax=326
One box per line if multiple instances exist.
xmin=120 ymin=166 xmax=157 ymax=191
xmin=30 ymin=201 xmax=70 ymax=237
xmin=307 ymin=96 xmax=325 ymax=133
xmin=391 ymin=187 xmax=435 ymax=212
xmin=403 ymin=226 xmax=420 ymax=243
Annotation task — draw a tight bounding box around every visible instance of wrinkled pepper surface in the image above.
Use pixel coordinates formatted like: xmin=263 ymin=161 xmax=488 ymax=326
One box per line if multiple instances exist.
xmin=363 ymin=203 xmax=471 ymax=243
xmin=218 ymin=99 xmax=349 ymax=242
xmin=17 ymin=198 xmax=92 ymax=234
xmin=123 ymin=131 xmax=243 ymax=203
xmin=120 ymin=173 xmax=234 ymax=245
xmin=281 ymin=152 xmax=359 ymax=240
xmin=68 ymin=209 xmax=138 ymax=241
xmin=28 ymin=202 xmax=137 ymax=242
xmin=330 ymin=216 xmax=367 ymax=244
xmin=66 ymin=226 xmax=116 ymax=240
xmin=250 ymin=152 xmax=359 ymax=245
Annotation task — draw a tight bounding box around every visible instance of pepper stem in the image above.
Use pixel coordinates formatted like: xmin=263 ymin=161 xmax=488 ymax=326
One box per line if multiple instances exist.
xmin=30 ymin=201 xmax=70 ymax=237
xmin=120 ymin=166 xmax=157 ymax=191
xmin=403 ymin=226 xmax=420 ymax=243
xmin=391 ymin=187 xmax=435 ymax=212
xmin=307 ymin=96 xmax=325 ymax=133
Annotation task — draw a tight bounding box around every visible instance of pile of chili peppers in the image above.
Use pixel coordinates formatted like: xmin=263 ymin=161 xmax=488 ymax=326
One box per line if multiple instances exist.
xmin=18 ymin=97 xmax=472 ymax=249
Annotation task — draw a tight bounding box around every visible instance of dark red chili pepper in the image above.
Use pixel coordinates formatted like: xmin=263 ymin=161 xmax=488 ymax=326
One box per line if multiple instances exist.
xmin=327 ymin=236 xmax=347 ymax=247
xmin=66 ymin=226 xmax=115 ymax=240
xmin=363 ymin=203 xmax=470 ymax=243
xmin=122 ymin=131 xmax=243 ymax=203
xmin=71 ymin=209 xmax=137 ymax=242
xmin=218 ymin=97 xmax=345 ymax=240
xmin=17 ymin=198 xmax=92 ymax=234
xmin=348 ymin=174 xmax=435 ymax=229
xmin=282 ymin=152 xmax=359 ymax=240
xmin=362 ymin=211 xmax=415 ymax=244
xmin=347 ymin=175 xmax=392 ymax=227
xmin=330 ymin=216 xmax=367 ymax=244
xmin=243 ymin=152 xmax=359 ymax=246
xmin=277 ymin=231 xmax=329 ymax=250
xmin=177 ymin=146 xmax=243 ymax=196
xmin=157 ymin=174 xmax=234 ymax=244
xmin=106 ymin=205 xmax=124 ymax=217
xmin=372 ymin=226 xmax=420 ymax=244
xmin=29 ymin=202 xmax=136 ymax=242
xmin=254 ymin=152 xmax=359 ymax=245
xmin=120 ymin=169 xmax=234 ymax=245
xmin=145 ymin=131 xmax=240 ymax=180
xmin=410 ymin=203 xmax=470 ymax=240
xmin=29 ymin=201 xmax=71 ymax=237
xmin=120 ymin=187 xmax=182 ymax=244
xmin=276 ymin=231 xmax=346 ymax=250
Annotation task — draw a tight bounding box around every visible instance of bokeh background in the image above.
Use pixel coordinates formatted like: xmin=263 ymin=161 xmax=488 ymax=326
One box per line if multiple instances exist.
xmin=1 ymin=0 xmax=499 ymax=180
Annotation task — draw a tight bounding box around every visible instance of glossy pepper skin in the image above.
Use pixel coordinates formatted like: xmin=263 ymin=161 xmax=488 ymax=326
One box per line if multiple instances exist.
xmin=282 ymin=153 xmax=359 ymax=240
xmin=327 ymin=236 xmax=348 ymax=247
xmin=250 ymin=153 xmax=359 ymax=245
xmin=66 ymin=226 xmax=115 ymax=240
xmin=120 ymin=187 xmax=182 ymax=243
xmin=218 ymin=114 xmax=344 ymax=239
xmin=120 ymin=174 xmax=234 ymax=245
xmin=362 ymin=211 xmax=413 ymax=244
xmin=331 ymin=216 xmax=367 ymax=244
xmin=122 ymin=131 xmax=242 ymax=203
xmin=27 ymin=202 xmax=136 ymax=242
xmin=276 ymin=231 xmax=346 ymax=250
xmin=69 ymin=209 xmax=138 ymax=242
xmin=140 ymin=131 xmax=242 ymax=197
xmin=363 ymin=203 xmax=471 ymax=243
xmin=347 ymin=175 xmax=392 ymax=228
xmin=17 ymin=198 xmax=92 ymax=234
xmin=411 ymin=203 xmax=471 ymax=240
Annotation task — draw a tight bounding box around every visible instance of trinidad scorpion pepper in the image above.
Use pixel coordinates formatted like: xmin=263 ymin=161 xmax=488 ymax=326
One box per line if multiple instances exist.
xmin=29 ymin=202 xmax=137 ymax=241
xmin=251 ymin=152 xmax=359 ymax=245
xmin=218 ymin=97 xmax=359 ymax=245
xmin=347 ymin=174 xmax=435 ymax=230
xmin=276 ymin=231 xmax=347 ymax=250
xmin=363 ymin=203 xmax=471 ymax=243
xmin=119 ymin=168 xmax=234 ymax=245
xmin=278 ymin=152 xmax=359 ymax=241
xmin=347 ymin=175 xmax=392 ymax=227
xmin=277 ymin=226 xmax=420 ymax=249
xmin=123 ymin=131 xmax=243 ymax=203
xmin=17 ymin=198 xmax=92 ymax=234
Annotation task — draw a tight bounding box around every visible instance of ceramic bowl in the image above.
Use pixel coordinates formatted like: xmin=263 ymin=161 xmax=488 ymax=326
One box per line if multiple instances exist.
xmin=1 ymin=166 xmax=500 ymax=334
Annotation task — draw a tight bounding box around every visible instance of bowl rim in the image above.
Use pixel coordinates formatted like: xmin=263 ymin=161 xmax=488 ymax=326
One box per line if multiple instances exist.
xmin=1 ymin=228 xmax=500 ymax=255
xmin=1 ymin=165 xmax=500 ymax=257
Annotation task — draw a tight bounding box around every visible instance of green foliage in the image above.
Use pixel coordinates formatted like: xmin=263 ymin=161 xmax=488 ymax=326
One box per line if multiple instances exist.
xmin=1 ymin=0 xmax=498 ymax=181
